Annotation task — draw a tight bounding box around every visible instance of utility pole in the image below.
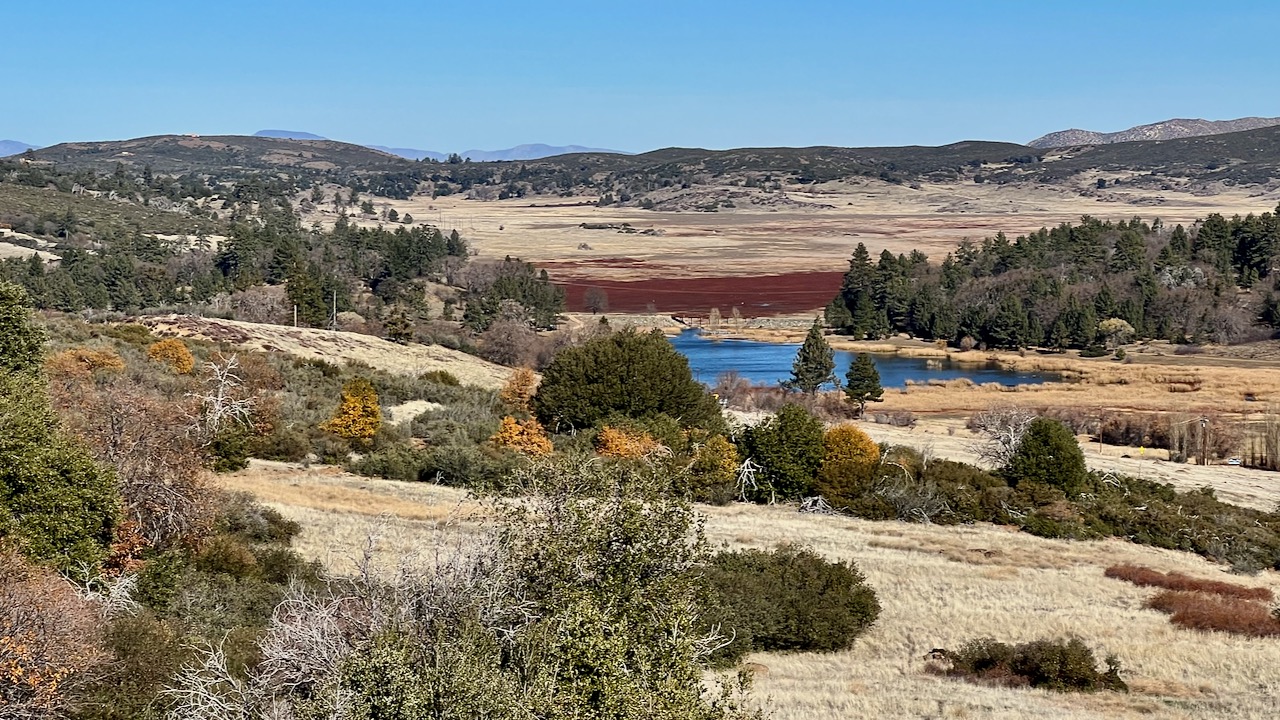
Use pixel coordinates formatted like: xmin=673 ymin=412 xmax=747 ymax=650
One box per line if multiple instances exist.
xmin=1200 ymin=417 xmax=1209 ymax=466
xmin=293 ymin=304 xmax=298 ymax=328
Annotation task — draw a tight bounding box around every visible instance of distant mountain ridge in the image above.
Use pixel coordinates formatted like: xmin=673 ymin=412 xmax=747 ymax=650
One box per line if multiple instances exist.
xmin=254 ymin=129 xmax=327 ymax=140
xmin=0 ymin=139 xmax=37 ymax=157
xmin=1028 ymin=116 xmax=1280 ymax=148
xmin=253 ymin=130 xmax=628 ymax=161
xmin=458 ymin=144 xmax=629 ymax=161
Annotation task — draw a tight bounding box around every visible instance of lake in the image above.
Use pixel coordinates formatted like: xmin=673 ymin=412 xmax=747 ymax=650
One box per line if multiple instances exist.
xmin=668 ymin=330 xmax=1056 ymax=388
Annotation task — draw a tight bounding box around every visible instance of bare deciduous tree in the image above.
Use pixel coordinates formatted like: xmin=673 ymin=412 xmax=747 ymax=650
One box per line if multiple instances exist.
xmin=189 ymin=355 xmax=256 ymax=443
xmin=968 ymin=406 xmax=1037 ymax=469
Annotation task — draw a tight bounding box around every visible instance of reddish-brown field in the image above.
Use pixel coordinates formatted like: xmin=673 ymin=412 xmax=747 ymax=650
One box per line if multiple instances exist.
xmin=553 ymin=269 xmax=843 ymax=315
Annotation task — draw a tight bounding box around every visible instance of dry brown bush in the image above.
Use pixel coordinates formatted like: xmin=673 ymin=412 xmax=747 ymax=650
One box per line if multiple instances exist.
xmin=51 ymin=376 xmax=215 ymax=549
xmin=0 ymin=550 xmax=110 ymax=718
xmin=1105 ymin=564 xmax=1273 ymax=602
xmin=1144 ymin=590 xmax=1280 ymax=638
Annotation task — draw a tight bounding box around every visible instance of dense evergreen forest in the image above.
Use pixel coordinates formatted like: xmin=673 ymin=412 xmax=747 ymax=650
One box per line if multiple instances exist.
xmin=825 ymin=209 xmax=1280 ymax=349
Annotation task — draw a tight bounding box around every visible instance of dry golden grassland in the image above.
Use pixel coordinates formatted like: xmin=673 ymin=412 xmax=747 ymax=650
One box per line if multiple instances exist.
xmin=221 ymin=460 xmax=1280 ymax=719
xmin=302 ymin=178 xmax=1280 ymax=282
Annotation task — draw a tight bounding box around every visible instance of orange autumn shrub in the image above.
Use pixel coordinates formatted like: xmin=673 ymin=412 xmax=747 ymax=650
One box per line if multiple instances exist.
xmin=320 ymin=379 xmax=382 ymax=443
xmin=146 ymin=338 xmax=195 ymax=374
xmin=596 ymin=425 xmax=664 ymax=459
xmin=491 ymin=416 xmax=554 ymax=456
xmin=500 ymin=367 xmax=539 ymax=415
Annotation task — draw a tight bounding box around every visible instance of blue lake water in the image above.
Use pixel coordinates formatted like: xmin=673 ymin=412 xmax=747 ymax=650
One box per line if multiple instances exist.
xmin=668 ymin=330 xmax=1057 ymax=388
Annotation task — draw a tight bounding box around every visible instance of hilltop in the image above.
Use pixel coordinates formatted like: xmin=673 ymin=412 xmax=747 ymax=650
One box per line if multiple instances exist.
xmin=1029 ymin=116 xmax=1280 ymax=149
xmin=27 ymin=134 xmax=411 ymax=175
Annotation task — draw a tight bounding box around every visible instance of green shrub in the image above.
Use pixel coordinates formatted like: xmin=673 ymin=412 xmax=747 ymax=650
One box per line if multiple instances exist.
xmin=209 ymin=427 xmax=251 ymax=472
xmin=100 ymin=322 xmax=155 ymax=346
xmin=76 ymin=610 xmax=189 ymax=720
xmin=350 ymin=443 xmax=434 ymax=482
xmin=0 ymin=373 xmax=119 ymax=572
xmin=700 ymin=545 xmax=880 ymax=666
xmin=419 ymin=369 xmax=460 ymax=386
xmin=741 ymin=404 xmax=825 ymax=501
xmin=685 ymin=434 xmax=740 ymax=505
xmin=931 ymin=637 xmax=1126 ymax=693
xmin=0 ymin=281 xmax=45 ymax=374
xmin=217 ymin=492 xmax=301 ymax=544
xmin=246 ymin=426 xmax=311 ymax=462
xmin=533 ymin=329 xmax=724 ymax=432
xmin=1005 ymin=418 xmax=1089 ymax=496
xmin=195 ymin=535 xmax=261 ymax=577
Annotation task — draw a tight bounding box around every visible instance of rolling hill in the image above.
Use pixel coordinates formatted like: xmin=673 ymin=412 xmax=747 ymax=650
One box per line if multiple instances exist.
xmin=27 ymin=134 xmax=413 ymax=175
xmin=22 ymin=125 xmax=1280 ymax=204
xmin=1029 ymin=116 xmax=1280 ymax=149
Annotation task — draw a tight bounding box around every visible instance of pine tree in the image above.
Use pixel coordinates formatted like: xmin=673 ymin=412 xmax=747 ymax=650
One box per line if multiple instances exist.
xmin=786 ymin=320 xmax=836 ymax=394
xmin=384 ymin=305 xmax=413 ymax=344
xmin=844 ymin=353 xmax=883 ymax=417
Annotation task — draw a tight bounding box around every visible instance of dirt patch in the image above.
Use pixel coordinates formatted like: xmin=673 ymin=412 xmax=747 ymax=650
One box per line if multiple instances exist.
xmin=554 ymin=270 xmax=843 ymax=316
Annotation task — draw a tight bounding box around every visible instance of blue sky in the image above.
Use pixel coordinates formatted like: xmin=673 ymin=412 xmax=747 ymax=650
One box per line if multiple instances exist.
xmin=5 ymin=1 xmax=1277 ymax=151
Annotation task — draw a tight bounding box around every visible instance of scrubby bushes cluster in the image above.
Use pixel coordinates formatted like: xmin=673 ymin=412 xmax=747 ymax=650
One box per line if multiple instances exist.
xmin=928 ymin=637 xmax=1127 ymax=693
xmin=161 ymin=459 xmax=769 ymax=720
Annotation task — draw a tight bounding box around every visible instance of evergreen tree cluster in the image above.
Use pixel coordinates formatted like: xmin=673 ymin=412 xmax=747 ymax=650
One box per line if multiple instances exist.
xmin=0 ymin=203 xmax=467 ymax=320
xmin=825 ymin=210 xmax=1280 ymax=348
xmin=463 ymin=256 xmax=566 ymax=331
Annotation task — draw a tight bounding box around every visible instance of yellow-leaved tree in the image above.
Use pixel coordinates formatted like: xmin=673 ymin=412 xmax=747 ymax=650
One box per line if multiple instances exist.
xmin=823 ymin=424 xmax=881 ymax=467
xmin=815 ymin=423 xmax=882 ymax=512
xmin=146 ymin=338 xmax=196 ymax=374
xmin=491 ymin=416 xmax=554 ymax=456
xmin=499 ymin=367 xmax=539 ymax=415
xmin=320 ymin=378 xmax=382 ymax=443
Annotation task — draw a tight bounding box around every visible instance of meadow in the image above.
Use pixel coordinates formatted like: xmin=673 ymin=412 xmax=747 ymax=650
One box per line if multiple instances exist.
xmin=219 ymin=459 xmax=1280 ymax=719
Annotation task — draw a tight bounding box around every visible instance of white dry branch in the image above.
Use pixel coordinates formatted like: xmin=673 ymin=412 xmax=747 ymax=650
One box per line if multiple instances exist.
xmin=968 ymin=406 xmax=1037 ymax=469
xmin=188 ymin=355 xmax=255 ymax=443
